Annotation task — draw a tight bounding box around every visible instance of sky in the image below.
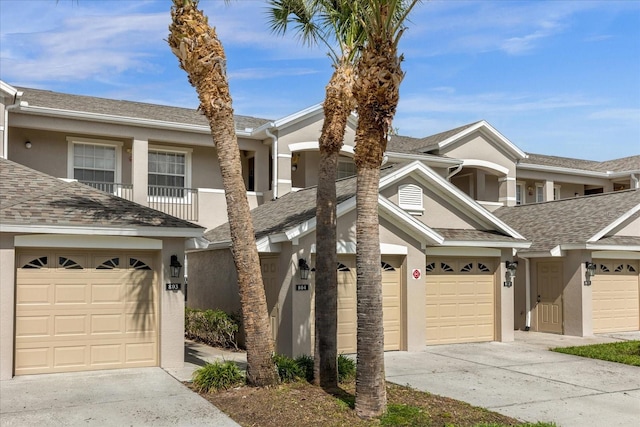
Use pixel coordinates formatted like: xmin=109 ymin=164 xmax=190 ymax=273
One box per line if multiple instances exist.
xmin=1 ymin=0 xmax=639 ymax=161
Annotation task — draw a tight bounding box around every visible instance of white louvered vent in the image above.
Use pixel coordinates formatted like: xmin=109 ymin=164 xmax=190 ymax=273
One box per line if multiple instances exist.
xmin=398 ymin=184 xmax=424 ymax=214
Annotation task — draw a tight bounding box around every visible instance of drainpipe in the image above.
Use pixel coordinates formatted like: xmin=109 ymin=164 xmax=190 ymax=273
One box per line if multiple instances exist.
xmin=3 ymin=92 xmax=22 ymax=159
xmin=446 ymin=163 xmax=463 ymax=181
xmin=265 ymin=126 xmax=278 ymax=200
xmin=631 ymin=173 xmax=639 ymax=190
xmin=525 ymin=257 xmax=531 ymax=331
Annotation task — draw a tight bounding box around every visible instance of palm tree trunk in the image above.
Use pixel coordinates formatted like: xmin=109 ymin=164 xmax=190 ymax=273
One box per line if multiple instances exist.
xmin=314 ymin=64 xmax=355 ymax=390
xmin=168 ymin=0 xmax=278 ymax=387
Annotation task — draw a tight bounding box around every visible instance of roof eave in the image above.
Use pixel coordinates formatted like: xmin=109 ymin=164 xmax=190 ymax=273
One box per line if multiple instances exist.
xmin=0 ymin=223 xmax=204 ymax=238
xmin=517 ymin=162 xmax=609 ymax=177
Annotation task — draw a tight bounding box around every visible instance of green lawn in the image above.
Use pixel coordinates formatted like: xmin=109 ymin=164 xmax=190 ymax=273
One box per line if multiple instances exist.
xmin=552 ymin=340 xmax=640 ymax=366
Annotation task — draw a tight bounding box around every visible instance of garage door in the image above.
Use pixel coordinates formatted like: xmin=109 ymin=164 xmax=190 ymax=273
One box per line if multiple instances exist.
xmin=337 ymin=257 xmax=401 ymax=354
xmin=15 ymin=251 xmax=158 ymax=375
xmin=426 ymin=258 xmax=496 ymax=345
xmin=592 ymin=260 xmax=639 ymax=333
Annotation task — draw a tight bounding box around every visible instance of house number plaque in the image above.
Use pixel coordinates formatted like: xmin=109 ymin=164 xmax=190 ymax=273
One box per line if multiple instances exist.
xmin=166 ymin=283 xmax=181 ymax=291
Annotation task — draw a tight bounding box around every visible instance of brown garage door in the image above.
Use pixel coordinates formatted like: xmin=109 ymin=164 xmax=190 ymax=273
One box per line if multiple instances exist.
xmin=336 ymin=256 xmax=402 ymax=354
xmin=592 ymin=260 xmax=639 ymax=333
xmin=15 ymin=251 xmax=158 ymax=375
xmin=426 ymin=258 xmax=496 ymax=345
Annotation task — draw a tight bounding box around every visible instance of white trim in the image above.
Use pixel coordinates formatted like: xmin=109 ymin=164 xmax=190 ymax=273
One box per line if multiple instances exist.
xmin=592 ymin=251 xmax=640 ymax=260
xmin=588 ymin=203 xmax=640 ymax=242
xmin=0 ymin=224 xmax=203 ymax=238
xmin=517 ymin=162 xmax=609 ymax=178
xmin=310 ymin=242 xmax=408 ymax=255
xmin=478 ymin=201 xmax=504 ymax=208
xmin=147 ymin=145 xmax=193 ymax=203
xmin=442 ymin=240 xmax=531 ymax=249
xmin=15 ymin=234 xmax=162 ymax=249
xmin=288 ymin=141 xmax=355 ymax=156
xmin=277 ymin=179 xmax=292 ymax=184
xmin=385 ymin=152 xmax=461 ymax=166
xmin=378 ymin=196 xmax=444 ymax=244
xmin=461 ymin=159 xmax=510 ymax=176
xmin=498 ymin=176 xmax=516 ymax=182
xmin=278 ymin=153 xmax=293 ymax=159
xmin=499 ymin=196 xmax=517 ymax=202
xmin=425 ymin=247 xmax=501 ymax=257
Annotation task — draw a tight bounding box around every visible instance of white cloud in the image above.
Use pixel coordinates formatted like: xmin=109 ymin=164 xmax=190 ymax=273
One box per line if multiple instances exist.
xmin=588 ymin=108 xmax=640 ymax=121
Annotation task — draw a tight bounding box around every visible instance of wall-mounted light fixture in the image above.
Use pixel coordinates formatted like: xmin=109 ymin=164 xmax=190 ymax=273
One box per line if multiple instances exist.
xmin=25 ymin=141 xmax=32 ymax=149
xmin=170 ymin=255 xmax=183 ymax=278
xmin=291 ymin=152 xmax=300 ymax=171
xmin=584 ymin=261 xmax=596 ymax=285
xmin=504 ymin=260 xmax=518 ymax=287
xmin=527 ymin=186 xmax=534 ymax=196
xmin=298 ymin=258 xmax=310 ymax=280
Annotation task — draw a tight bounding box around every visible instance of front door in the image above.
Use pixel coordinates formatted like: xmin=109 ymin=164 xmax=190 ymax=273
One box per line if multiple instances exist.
xmin=537 ymin=261 xmax=563 ymax=333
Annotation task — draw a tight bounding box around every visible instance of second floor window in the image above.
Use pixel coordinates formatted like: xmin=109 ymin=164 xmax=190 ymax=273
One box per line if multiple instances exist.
xmin=73 ymin=143 xmax=116 ymax=191
xmin=148 ymin=151 xmax=186 ymax=197
xmin=337 ymin=159 xmax=356 ymax=179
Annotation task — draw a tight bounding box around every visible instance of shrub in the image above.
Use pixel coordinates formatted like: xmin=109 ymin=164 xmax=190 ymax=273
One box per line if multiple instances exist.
xmin=192 ymin=360 xmax=244 ymax=393
xmin=294 ymin=354 xmax=314 ymax=382
xmin=338 ymin=354 xmax=356 ymax=383
xmin=273 ymin=354 xmax=304 ymax=382
xmin=185 ymin=307 xmax=239 ymax=350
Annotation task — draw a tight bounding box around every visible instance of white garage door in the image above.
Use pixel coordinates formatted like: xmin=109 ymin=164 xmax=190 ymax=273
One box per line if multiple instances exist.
xmin=15 ymin=251 xmax=158 ymax=376
xmin=592 ymin=260 xmax=639 ymax=333
xmin=426 ymin=258 xmax=496 ymax=345
xmin=336 ymin=257 xmax=402 ymax=354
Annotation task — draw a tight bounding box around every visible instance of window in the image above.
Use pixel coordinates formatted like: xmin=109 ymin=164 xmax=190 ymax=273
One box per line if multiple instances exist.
xmin=515 ymin=182 xmax=525 ymax=205
xmin=535 ymin=184 xmax=544 ymax=203
xmin=337 ymin=159 xmax=356 ymax=179
xmin=68 ymin=138 xmax=121 ymax=192
xmin=553 ymin=185 xmax=561 ymax=201
xmin=398 ymin=184 xmax=424 ymax=213
xmin=148 ymin=149 xmax=187 ymax=197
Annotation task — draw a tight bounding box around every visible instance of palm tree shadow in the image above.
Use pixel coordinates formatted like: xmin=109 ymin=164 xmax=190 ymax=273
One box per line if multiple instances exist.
xmin=329 ymin=386 xmax=355 ymax=409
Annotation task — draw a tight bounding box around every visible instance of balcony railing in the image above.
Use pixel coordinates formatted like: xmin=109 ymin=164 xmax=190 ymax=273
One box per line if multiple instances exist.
xmin=79 ymin=181 xmax=198 ymax=222
xmin=147 ymin=185 xmax=199 ymax=221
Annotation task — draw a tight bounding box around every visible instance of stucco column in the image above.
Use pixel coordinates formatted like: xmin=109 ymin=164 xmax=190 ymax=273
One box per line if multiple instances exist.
xmin=160 ymin=238 xmax=186 ymax=369
xmin=0 ymin=235 xmax=16 ymax=380
xmin=498 ymin=176 xmax=516 ymax=206
xmin=407 ymin=249 xmax=427 ymax=350
xmin=544 ymin=180 xmax=554 ymax=202
xmin=563 ymin=250 xmax=590 ymax=336
xmin=497 ymin=250 xmax=515 ymax=342
xmin=132 ymin=138 xmax=149 ymax=206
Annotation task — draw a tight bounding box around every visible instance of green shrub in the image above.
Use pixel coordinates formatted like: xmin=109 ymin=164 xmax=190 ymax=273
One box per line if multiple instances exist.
xmin=273 ymin=354 xmax=304 ymax=382
xmin=338 ymin=354 xmax=356 ymax=383
xmin=185 ymin=307 xmax=239 ymax=350
xmin=294 ymin=354 xmax=314 ymax=382
xmin=192 ymin=360 xmax=244 ymax=392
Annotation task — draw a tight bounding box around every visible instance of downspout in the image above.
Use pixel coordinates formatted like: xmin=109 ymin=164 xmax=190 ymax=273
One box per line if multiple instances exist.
xmin=3 ymin=92 xmax=22 ymax=159
xmin=631 ymin=173 xmax=639 ymax=190
xmin=446 ymin=163 xmax=463 ymax=181
xmin=265 ymin=126 xmax=278 ymax=200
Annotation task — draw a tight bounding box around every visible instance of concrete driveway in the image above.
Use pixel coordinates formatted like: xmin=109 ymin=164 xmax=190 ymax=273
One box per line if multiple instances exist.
xmin=0 ymin=367 xmax=239 ymax=426
xmin=385 ymin=331 xmax=640 ymax=427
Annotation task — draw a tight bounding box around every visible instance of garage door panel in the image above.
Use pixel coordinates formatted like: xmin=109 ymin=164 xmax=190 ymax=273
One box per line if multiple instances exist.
xmin=426 ymin=259 xmax=496 ymax=345
xmin=15 ymin=251 xmax=158 ymax=375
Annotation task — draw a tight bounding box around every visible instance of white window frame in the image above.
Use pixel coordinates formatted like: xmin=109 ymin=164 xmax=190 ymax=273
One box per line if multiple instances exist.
xmin=515 ymin=181 xmax=525 ymax=205
xmin=147 ymin=145 xmax=193 ymax=203
xmin=67 ymin=137 xmax=123 ymax=192
xmin=337 ymin=158 xmax=356 ymax=179
xmin=535 ymin=183 xmax=544 ymax=203
xmin=553 ymin=184 xmax=561 ymax=201
xmin=398 ymin=183 xmax=424 ymax=215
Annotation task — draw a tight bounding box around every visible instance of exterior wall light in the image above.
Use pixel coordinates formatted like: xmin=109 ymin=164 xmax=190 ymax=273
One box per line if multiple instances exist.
xmin=504 ymin=261 xmax=518 ymax=287
xmin=25 ymin=141 xmax=32 ymax=149
xmin=170 ymin=255 xmax=183 ymax=278
xmin=584 ymin=261 xmax=596 ymax=285
xmin=298 ymin=258 xmax=310 ymax=280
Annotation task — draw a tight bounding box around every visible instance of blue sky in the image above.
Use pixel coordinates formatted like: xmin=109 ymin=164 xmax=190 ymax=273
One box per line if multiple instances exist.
xmin=1 ymin=0 xmax=638 ymax=161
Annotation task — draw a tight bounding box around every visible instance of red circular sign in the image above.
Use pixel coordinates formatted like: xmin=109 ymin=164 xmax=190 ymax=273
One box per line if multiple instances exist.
xmin=412 ymin=269 xmax=421 ymax=280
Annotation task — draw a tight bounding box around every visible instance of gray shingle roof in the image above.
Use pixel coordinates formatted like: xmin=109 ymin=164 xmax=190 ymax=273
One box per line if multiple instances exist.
xmin=387 ymin=122 xmax=481 ymax=155
xmin=434 ymin=229 xmax=522 ymax=242
xmin=16 ymin=86 xmax=271 ymax=132
xmin=494 ymin=190 xmax=640 ymax=252
xmin=1 ymin=158 xmax=203 ymax=230
xmin=520 ymin=153 xmax=640 ymax=173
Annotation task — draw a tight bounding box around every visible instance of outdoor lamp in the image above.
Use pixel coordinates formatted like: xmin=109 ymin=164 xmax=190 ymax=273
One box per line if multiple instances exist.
xmin=585 ymin=262 xmax=596 ymax=282
xmin=504 ymin=261 xmax=518 ymax=287
xmin=298 ymin=258 xmax=310 ymax=280
xmin=170 ymin=255 xmax=183 ymax=278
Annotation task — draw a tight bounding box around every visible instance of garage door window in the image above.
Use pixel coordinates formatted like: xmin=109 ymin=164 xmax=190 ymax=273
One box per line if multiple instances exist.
xmin=21 ymin=257 xmax=48 ymax=269
xmin=130 ymin=258 xmax=152 ymax=270
xmin=59 ymin=257 xmax=83 ymax=269
xmin=97 ymin=258 xmax=120 ymax=269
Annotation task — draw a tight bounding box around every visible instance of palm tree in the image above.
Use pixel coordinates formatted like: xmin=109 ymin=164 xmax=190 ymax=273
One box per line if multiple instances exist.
xmin=352 ymin=0 xmax=418 ymax=419
xmin=268 ymin=0 xmax=363 ymax=390
xmin=168 ymin=0 xmax=278 ymax=387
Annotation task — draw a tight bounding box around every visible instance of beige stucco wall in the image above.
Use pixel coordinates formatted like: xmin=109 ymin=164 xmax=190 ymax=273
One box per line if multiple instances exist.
xmin=613 ymin=215 xmax=640 ymax=236
xmin=0 ymin=233 xmax=16 ymax=380
xmin=563 ymin=250 xmax=591 ymax=336
xmin=444 ymin=133 xmax=516 ymax=173
xmin=496 ymin=249 xmax=515 ymax=342
xmin=186 ymin=249 xmax=240 ymax=313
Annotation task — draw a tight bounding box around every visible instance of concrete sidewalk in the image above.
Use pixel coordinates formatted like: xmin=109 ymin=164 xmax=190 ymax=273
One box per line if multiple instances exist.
xmin=384 ymin=331 xmax=640 ymax=427
xmin=0 ymin=367 xmax=240 ymax=426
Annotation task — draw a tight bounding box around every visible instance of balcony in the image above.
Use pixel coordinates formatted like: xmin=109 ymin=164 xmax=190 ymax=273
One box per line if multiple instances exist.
xmin=80 ymin=182 xmax=199 ymax=222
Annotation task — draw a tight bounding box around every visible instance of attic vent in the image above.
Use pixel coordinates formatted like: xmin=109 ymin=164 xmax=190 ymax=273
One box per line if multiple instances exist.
xmin=398 ymin=184 xmax=424 ymax=214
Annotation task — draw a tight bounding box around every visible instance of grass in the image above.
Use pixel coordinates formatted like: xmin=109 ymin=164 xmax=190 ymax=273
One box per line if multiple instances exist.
xmin=551 ymin=340 xmax=640 ymax=366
